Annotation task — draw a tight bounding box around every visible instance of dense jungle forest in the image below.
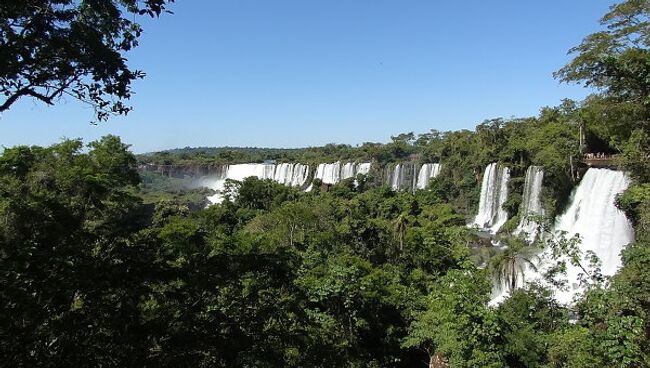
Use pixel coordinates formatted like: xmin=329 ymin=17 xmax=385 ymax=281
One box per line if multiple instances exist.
xmin=1 ymin=0 xmax=649 ymax=367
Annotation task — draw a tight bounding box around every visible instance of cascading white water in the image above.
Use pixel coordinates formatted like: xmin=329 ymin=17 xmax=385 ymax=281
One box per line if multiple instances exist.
xmin=390 ymin=164 xmax=403 ymax=190
xmin=493 ymin=167 xmax=511 ymax=233
xmin=207 ymin=162 xmax=371 ymax=202
xmin=273 ymin=163 xmax=294 ymax=185
xmin=273 ymin=163 xmax=310 ymax=187
xmin=514 ymin=166 xmax=545 ymax=241
xmin=289 ymin=164 xmax=310 ymax=187
xmin=549 ymin=168 xmax=635 ymax=303
xmin=341 ymin=163 xmax=356 ymax=179
xmin=226 ymin=163 xmax=276 ymax=181
xmin=207 ymin=163 xmax=310 ymax=203
xmin=315 ymin=162 xmax=342 ymax=185
xmin=415 ymin=163 xmax=441 ymax=190
xmin=473 ymin=163 xmax=510 ymax=233
xmin=207 ymin=163 xmax=275 ymax=204
xmin=356 ymin=163 xmax=371 ymax=175
xmin=315 ymin=162 xmax=372 ymax=185
xmin=386 ymin=163 xmax=442 ymax=191
xmin=492 ymin=168 xmax=636 ymax=305
xmin=205 ymin=160 xmax=445 ymax=202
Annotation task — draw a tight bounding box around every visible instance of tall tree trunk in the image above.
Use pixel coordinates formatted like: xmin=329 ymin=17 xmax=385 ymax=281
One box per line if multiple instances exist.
xmin=579 ymin=121 xmax=585 ymax=155
xmin=429 ymin=352 xmax=448 ymax=368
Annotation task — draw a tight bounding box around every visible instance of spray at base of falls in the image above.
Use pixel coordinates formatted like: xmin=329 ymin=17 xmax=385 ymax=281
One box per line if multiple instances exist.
xmin=491 ymin=168 xmax=635 ymax=305
xmin=514 ymin=166 xmax=545 ymax=242
xmin=473 ymin=163 xmax=511 ymax=233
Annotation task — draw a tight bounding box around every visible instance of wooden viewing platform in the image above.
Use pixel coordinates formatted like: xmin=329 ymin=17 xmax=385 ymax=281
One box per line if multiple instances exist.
xmin=583 ymin=155 xmax=616 ymax=168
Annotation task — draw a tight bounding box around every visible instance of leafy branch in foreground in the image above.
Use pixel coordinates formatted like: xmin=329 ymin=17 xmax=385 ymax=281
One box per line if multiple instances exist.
xmin=555 ymin=0 xmax=649 ymax=105
xmin=1 ymin=0 xmax=174 ymax=122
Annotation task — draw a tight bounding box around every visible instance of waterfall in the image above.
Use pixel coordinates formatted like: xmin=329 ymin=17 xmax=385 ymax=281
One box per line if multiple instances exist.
xmin=315 ymin=162 xmax=372 ymax=185
xmin=390 ymin=164 xmax=403 ymax=190
xmin=204 ymin=160 xmax=450 ymax=203
xmin=315 ymin=162 xmax=342 ymax=184
xmin=273 ymin=163 xmax=294 ymax=185
xmin=357 ymin=163 xmax=371 ymax=176
xmin=492 ymin=168 xmax=635 ymax=305
xmin=549 ymin=168 xmax=634 ymax=303
xmin=415 ymin=163 xmax=442 ymax=190
xmin=473 ymin=163 xmax=510 ymax=233
xmin=207 ymin=163 xmax=274 ymax=204
xmin=514 ymin=166 xmax=545 ymax=241
xmin=386 ymin=163 xmax=441 ymax=191
xmin=207 ymin=162 xmax=371 ymax=202
xmin=207 ymin=163 xmax=310 ymax=203
xmin=224 ymin=163 xmax=275 ymax=181
xmin=289 ymin=164 xmax=310 ymax=187
xmin=386 ymin=163 xmax=415 ymax=191
xmin=341 ymin=163 xmax=356 ymax=179
xmin=273 ymin=163 xmax=310 ymax=187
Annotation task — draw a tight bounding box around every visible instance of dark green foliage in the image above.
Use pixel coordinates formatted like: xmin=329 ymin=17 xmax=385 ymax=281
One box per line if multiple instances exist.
xmin=403 ymin=269 xmax=502 ymax=368
xmin=496 ymin=286 xmax=568 ymax=367
xmin=0 ymin=136 xmax=152 ymax=366
xmin=3 ymin=124 xmax=650 ymax=367
xmin=0 ymin=140 xmax=486 ymax=367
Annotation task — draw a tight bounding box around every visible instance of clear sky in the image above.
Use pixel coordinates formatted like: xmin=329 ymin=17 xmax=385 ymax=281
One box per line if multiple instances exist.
xmin=1 ymin=1 xmax=613 ymax=153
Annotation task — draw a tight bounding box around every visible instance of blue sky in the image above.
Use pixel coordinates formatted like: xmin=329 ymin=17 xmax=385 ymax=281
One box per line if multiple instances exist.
xmin=1 ymin=1 xmax=613 ymax=153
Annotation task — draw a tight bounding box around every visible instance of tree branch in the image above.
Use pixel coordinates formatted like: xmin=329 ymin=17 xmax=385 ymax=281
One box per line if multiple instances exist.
xmin=0 ymin=87 xmax=54 ymax=112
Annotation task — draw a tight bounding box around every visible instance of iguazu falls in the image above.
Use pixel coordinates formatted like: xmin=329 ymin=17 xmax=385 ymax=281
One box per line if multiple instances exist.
xmin=140 ymin=157 xmax=637 ymax=307
xmin=2 ymin=1 xmax=649 ymax=367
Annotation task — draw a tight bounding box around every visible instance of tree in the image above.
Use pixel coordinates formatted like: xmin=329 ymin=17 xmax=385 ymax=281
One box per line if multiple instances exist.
xmin=0 ymin=136 xmax=156 ymax=366
xmin=490 ymin=238 xmax=540 ymax=293
xmin=1 ymin=0 xmax=174 ymax=121
xmin=496 ymin=286 xmax=568 ymax=367
xmin=393 ymin=212 xmax=409 ymax=251
xmin=403 ymin=269 xmax=502 ymax=368
xmin=555 ymin=0 xmax=649 ymax=105
xmin=555 ymin=0 xmax=650 ymax=179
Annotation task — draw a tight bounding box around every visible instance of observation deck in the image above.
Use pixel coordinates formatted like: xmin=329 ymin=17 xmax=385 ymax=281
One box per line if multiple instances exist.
xmin=583 ymin=154 xmax=616 ymax=168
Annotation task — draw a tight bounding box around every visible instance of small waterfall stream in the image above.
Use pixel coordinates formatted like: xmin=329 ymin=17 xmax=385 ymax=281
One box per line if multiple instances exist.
xmin=473 ymin=163 xmax=511 ymax=233
xmin=388 ymin=163 xmax=441 ymax=191
xmin=514 ymin=166 xmax=545 ymax=241
xmin=415 ymin=163 xmax=441 ymax=190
